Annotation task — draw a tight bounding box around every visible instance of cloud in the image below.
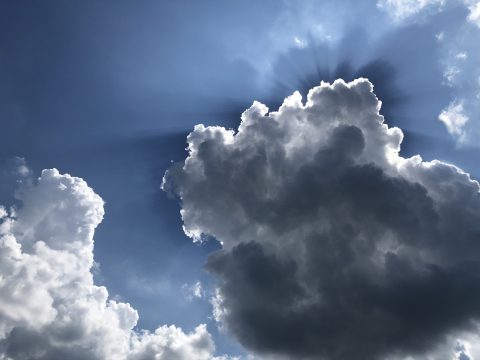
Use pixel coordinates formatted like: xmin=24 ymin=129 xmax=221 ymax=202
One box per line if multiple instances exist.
xmin=183 ymin=281 xmax=205 ymax=301
xmin=0 ymin=168 xmax=221 ymax=360
xmin=377 ymin=0 xmax=445 ymax=20
xmin=438 ymin=22 xmax=480 ymax=143
xmin=377 ymin=0 xmax=480 ymax=24
xmin=10 ymin=156 xmax=32 ymax=178
xmin=376 ymin=0 xmax=480 ymax=144
xmin=438 ymin=99 xmax=469 ymax=141
xmin=467 ymin=1 xmax=480 ymax=26
xmin=164 ymin=79 xmax=480 ymax=360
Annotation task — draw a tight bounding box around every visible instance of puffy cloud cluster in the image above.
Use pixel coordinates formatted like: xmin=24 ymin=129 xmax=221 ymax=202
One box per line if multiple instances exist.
xmin=0 ymin=169 xmax=218 ymax=360
xmin=377 ymin=0 xmax=446 ymax=21
xmin=164 ymin=79 xmax=480 ymax=360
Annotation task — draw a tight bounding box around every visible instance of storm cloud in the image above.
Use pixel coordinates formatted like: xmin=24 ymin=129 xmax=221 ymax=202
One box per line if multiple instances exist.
xmin=163 ymin=79 xmax=480 ymax=359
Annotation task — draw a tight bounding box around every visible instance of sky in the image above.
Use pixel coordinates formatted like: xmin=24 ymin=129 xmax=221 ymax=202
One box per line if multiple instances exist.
xmin=1 ymin=0 xmax=480 ymax=359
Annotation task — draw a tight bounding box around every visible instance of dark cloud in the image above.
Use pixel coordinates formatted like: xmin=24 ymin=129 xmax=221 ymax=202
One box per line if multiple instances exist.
xmin=164 ymin=79 xmax=480 ymax=359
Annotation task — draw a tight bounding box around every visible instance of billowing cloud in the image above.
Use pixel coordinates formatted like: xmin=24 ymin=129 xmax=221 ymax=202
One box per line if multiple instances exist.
xmin=0 ymin=168 xmax=221 ymax=360
xmin=377 ymin=0 xmax=480 ymax=144
xmin=163 ymin=79 xmax=480 ymax=360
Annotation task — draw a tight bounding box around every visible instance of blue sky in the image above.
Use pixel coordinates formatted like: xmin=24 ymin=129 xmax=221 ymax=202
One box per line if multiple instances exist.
xmin=1 ymin=1 xmax=480 ymax=359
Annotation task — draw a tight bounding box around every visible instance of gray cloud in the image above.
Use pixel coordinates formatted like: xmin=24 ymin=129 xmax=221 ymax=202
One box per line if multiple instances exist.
xmin=377 ymin=0 xmax=480 ymax=144
xmin=163 ymin=79 xmax=480 ymax=359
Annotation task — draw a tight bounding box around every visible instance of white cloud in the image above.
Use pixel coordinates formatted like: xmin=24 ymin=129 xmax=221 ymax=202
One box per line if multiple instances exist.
xmin=12 ymin=157 xmax=32 ymax=178
xmin=377 ymin=0 xmax=445 ymax=20
xmin=467 ymin=1 xmax=480 ymax=26
xmin=377 ymin=0 xmax=480 ymax=24
xmin=440 ymin=27 xmax=480 ymax=142
xmin=128 ymin=324 xmax=215 ymax=360
xmin=438 ymin=99 xmax=469 ymax=141
xmin=379 ymin=0 xmax=480 ymax=144
xmin=210 ymin=289 xmax=228 ymax=325
xmin=0 ymin=168 xmax=220 ymax=360
xmin=293 ymin=36 xmax=307 ymax=48
xmin=183 ymin=281 xmax=205 ymax=301
xmin=192 ymin=281 xmax=204 ymax=299
xmin=0 ymin=206 xmax=7 ymax=219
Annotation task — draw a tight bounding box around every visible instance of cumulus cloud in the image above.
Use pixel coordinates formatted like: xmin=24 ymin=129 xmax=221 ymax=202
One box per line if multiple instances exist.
xmin=164 ymin=79 xmax=480 ymax=360
xmin=0 ymin=168 xmax=220 ymax=360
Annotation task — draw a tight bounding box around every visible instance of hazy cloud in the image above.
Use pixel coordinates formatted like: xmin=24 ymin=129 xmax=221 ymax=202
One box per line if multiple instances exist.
xmin=164 ymin=79 xmax=480 ymax=359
